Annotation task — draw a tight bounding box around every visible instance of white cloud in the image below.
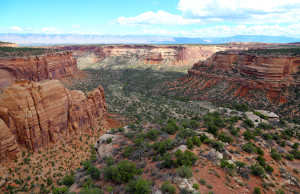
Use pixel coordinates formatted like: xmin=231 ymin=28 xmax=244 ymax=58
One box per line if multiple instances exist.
xmin=135 ymin=24 xmax=300 ymax=38
xmin=10 ymin=26 xmax=23 ymax=31
xmin=178 ymin=0 xmax=300 ymax=23
xmin=115 ymin=10 xmax=202 ymax=25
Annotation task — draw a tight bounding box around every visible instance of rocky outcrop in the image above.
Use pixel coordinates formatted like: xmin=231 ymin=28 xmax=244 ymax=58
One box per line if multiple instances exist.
xmin=0 ymin=51 xmax=77 ymax=89
xmin=55 ymin=45 xmax=232 ymax=66
xmin=0 ymin=80 xmax=107 ymax=162
xmin=163 ymin=52 xmax=300 ymax=118
xmin=0 ymin=43 xmax=18 ymax=47
xmin=0 ymin=118 xmax=21 ymax=163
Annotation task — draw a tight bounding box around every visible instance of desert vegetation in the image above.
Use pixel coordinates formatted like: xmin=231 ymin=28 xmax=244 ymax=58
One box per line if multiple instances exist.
xmin=0 ymin=47 xmax=62 ymax=57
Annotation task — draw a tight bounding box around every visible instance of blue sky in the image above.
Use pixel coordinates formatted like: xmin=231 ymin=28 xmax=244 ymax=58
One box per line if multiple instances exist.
xmin=0 ymin=0 xmax=300 ymax=37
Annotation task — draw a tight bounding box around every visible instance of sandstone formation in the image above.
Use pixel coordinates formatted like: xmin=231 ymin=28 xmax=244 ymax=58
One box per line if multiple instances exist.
xmin=0 ymin=43 xmax=18 ymax=47
xmin=0 ymin=80 xmax=107 ymax=162
xmin=55 ymin=45 xmax=232 ymax=66
xmin=0 ymin=51 xmax=77 ymax=89
xmin=0 ymin=118 xmax=21 ymax=163
xmin=164 ymin=51 xmax=300 ymax=118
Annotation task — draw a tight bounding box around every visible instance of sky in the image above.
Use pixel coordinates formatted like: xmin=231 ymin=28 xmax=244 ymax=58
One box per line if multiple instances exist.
xmin=0 ymin=0 xmax=300 ymax=38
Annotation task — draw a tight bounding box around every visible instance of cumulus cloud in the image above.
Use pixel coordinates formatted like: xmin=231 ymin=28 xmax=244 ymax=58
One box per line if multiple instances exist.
xmin=135 ymin=24 xmax=300 ymax=37
xmin=10 ymin=26 xmax=23 ymax=31
xmin=115 ymin=10 xmax=202 ymax=25
xmin=115 ymin=0 xmax=300 ymax=25
xmin=178 ymin=0 xmax=300 ymax=23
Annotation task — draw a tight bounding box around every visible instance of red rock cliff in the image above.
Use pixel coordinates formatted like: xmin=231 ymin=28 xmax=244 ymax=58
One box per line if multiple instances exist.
xmin=0 ymin=51 xmax=78 ymax=89
xmin=190 ymin=53 xmax=300 ymax=90
xmin=55 ymin=45 xmax=231 ymax=66
xmin=164 ymin=52 xmax=300 ymax=118
xmin=0 ymin=80 xmax=107 ymax=162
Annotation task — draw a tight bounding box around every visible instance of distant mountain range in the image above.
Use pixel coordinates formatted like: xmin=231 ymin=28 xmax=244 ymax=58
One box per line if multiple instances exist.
xmin=0 ymin=33 xmax=300 ymax=45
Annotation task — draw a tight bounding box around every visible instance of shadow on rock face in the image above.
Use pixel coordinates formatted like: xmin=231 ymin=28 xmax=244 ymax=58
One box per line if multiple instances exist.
xmin=0 ymin=69 xmax=16 ymax=89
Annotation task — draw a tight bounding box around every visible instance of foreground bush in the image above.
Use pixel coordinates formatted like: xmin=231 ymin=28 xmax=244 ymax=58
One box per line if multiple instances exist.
xmin=126 ymin=177 xmax=152 ymax=194
xmin=161 ymin=181 xmax=176 ymax=194
xmin=176 ymin=165 xmax=193 ymax=178
xmin=103 ymin=160 xmax=138 ymax=183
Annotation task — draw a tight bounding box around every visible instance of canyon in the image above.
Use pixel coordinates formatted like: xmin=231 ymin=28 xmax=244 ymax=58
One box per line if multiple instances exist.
xmin=55 ymin=44 xmax=235 ymax=66
xmin=0 ymin=79 xmax=107 ymax=162
xmin=164 ymin=51 xmax=300 ymax=119
xmin=0 ymin=51 xmax=77 ymax=89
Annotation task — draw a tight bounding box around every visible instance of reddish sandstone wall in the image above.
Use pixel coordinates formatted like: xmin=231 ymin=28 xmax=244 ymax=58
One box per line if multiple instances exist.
xmin=55 ymin=45 xmax=231 ymax=66
xmin=0 ymin=51 xmax=77 ymax=89
xmin=0 ymin=80 xmax=108 ymax=162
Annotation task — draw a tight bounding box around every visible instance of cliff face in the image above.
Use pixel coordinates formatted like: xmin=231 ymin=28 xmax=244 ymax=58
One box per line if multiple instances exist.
xmin=0 ymin=80 xmax=107 ymax=162
xmin=163 ymin=52 xmax=300 ymax=118
xmin=0 ymin=43 xmax=18 ymax=47
xmin=0 ymin=51 xmax=77 ymax=89
xmin=191 ymin=53 xmax=300 ymax=89
xmin=56 ymin=45 xmax=230 ymax=66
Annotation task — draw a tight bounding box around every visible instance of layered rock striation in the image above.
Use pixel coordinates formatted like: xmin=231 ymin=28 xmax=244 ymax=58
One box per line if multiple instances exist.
xmin=190 ymin=52 xmax=300 ymax=90
xmin=0 ymin=80 xmax=107 ymax=162
xmin=0 ymin=51 xmax=77 ymax=89
xmin=164 ymin=52 xmax=300 ymax=118
xmin=55 ymin=45 xmax=231 ymax=66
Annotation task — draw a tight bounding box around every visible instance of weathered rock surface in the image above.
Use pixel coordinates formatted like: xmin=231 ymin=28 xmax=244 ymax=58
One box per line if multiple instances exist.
xmin=0 ymin=80 xmax=107 ymax=161
xmin=164 ymin=52 xmax=300 ymax=118
xmin=55 ymin=45 xmax=232 ymax=66
xmin=0 ymin=51 xmax=77 ymax=89
xmin=0 ymin=119 xmax=21 ymax=163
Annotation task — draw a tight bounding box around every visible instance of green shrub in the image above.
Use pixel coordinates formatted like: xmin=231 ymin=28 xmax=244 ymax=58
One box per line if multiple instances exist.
xmin=265 ymin=165 xmax=274 ymax=173
xmin=213 ymin=141 xmax=225 ymax=151
xmin=186 ymin=138 xmax=194 ymax=150
xmin=243 ymin=119 xmax=255 ymax=128
xmin=275 ymin=189 xmax=285 ymax=194
xmin=192 ymin=183 xmax=200 ymax=190
xmin=256 ymin=155 xmax=266 ymax=168
xmin=62 ymin=174 xmax=74 ymax=187
xmin=285 ymin=153 xmax=294 ymax=161
xmin=291 ymin=143 xmax=299 ymax=149
xmin=126 ymin=177 xmax=151 ymax=194
xmin=178 ymin=128 xmax=197 ymax=139
xmin=235 ymin=104 xmax=248 ymax=112
xmin=162 ymin=122 xmax=179 ymax=135
xmin=162 ymin=153 xmax=174 ymax=168
xmin=256 ymin=147 xmax=264 ymax=155
xmin=86 ymin=165 xmax=100 ymax=180
xmin=242 ymin=142 xmax=256 ymax=154
xmin=253 ymin=187 xmax=261 ymax=194
xmin=161 ymin=181 xmax=176 ymax=194
xmin=176 ymin=166 xmax=193 ymax=178
xmin=191 ymin=136 xmax=202 ymax=147
xmin=105 ymin=156 xmax=115 ymax=166
xmin=80 ymin=187 xmax=104 ymax=194
xmin=106 ymin=138 xmax=112 ymax=144
xmin=147 ymin=129 xmax=160 ymax=140
xmin=254 ymin=112 xmax=268 ymax=120
xmin=243 ymin=130 xmax=254 ymax=140
xmin=218 ymin=132 xmax=234 ymax=143
xmin=271 ymin=149 xmax=282 ymax=161
xmin=189 ymin=119 xmax=200 ymax=129
xmin=122 ymin=146 xmax=135 ymax=158
xmin=250 ymin=164 xmax=265 ymax=177
xmin=175 ymin=150 xmax=198 ymax=166
xmin=258 ymin=122 xmax=271 ymax=130
xmin=52 ymin=186 xmax=68 ymax=194
xmin=103 ymin=160 xmax=138 ymax=183
xmin=199 ymin=178 xmax=206 ymax=185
